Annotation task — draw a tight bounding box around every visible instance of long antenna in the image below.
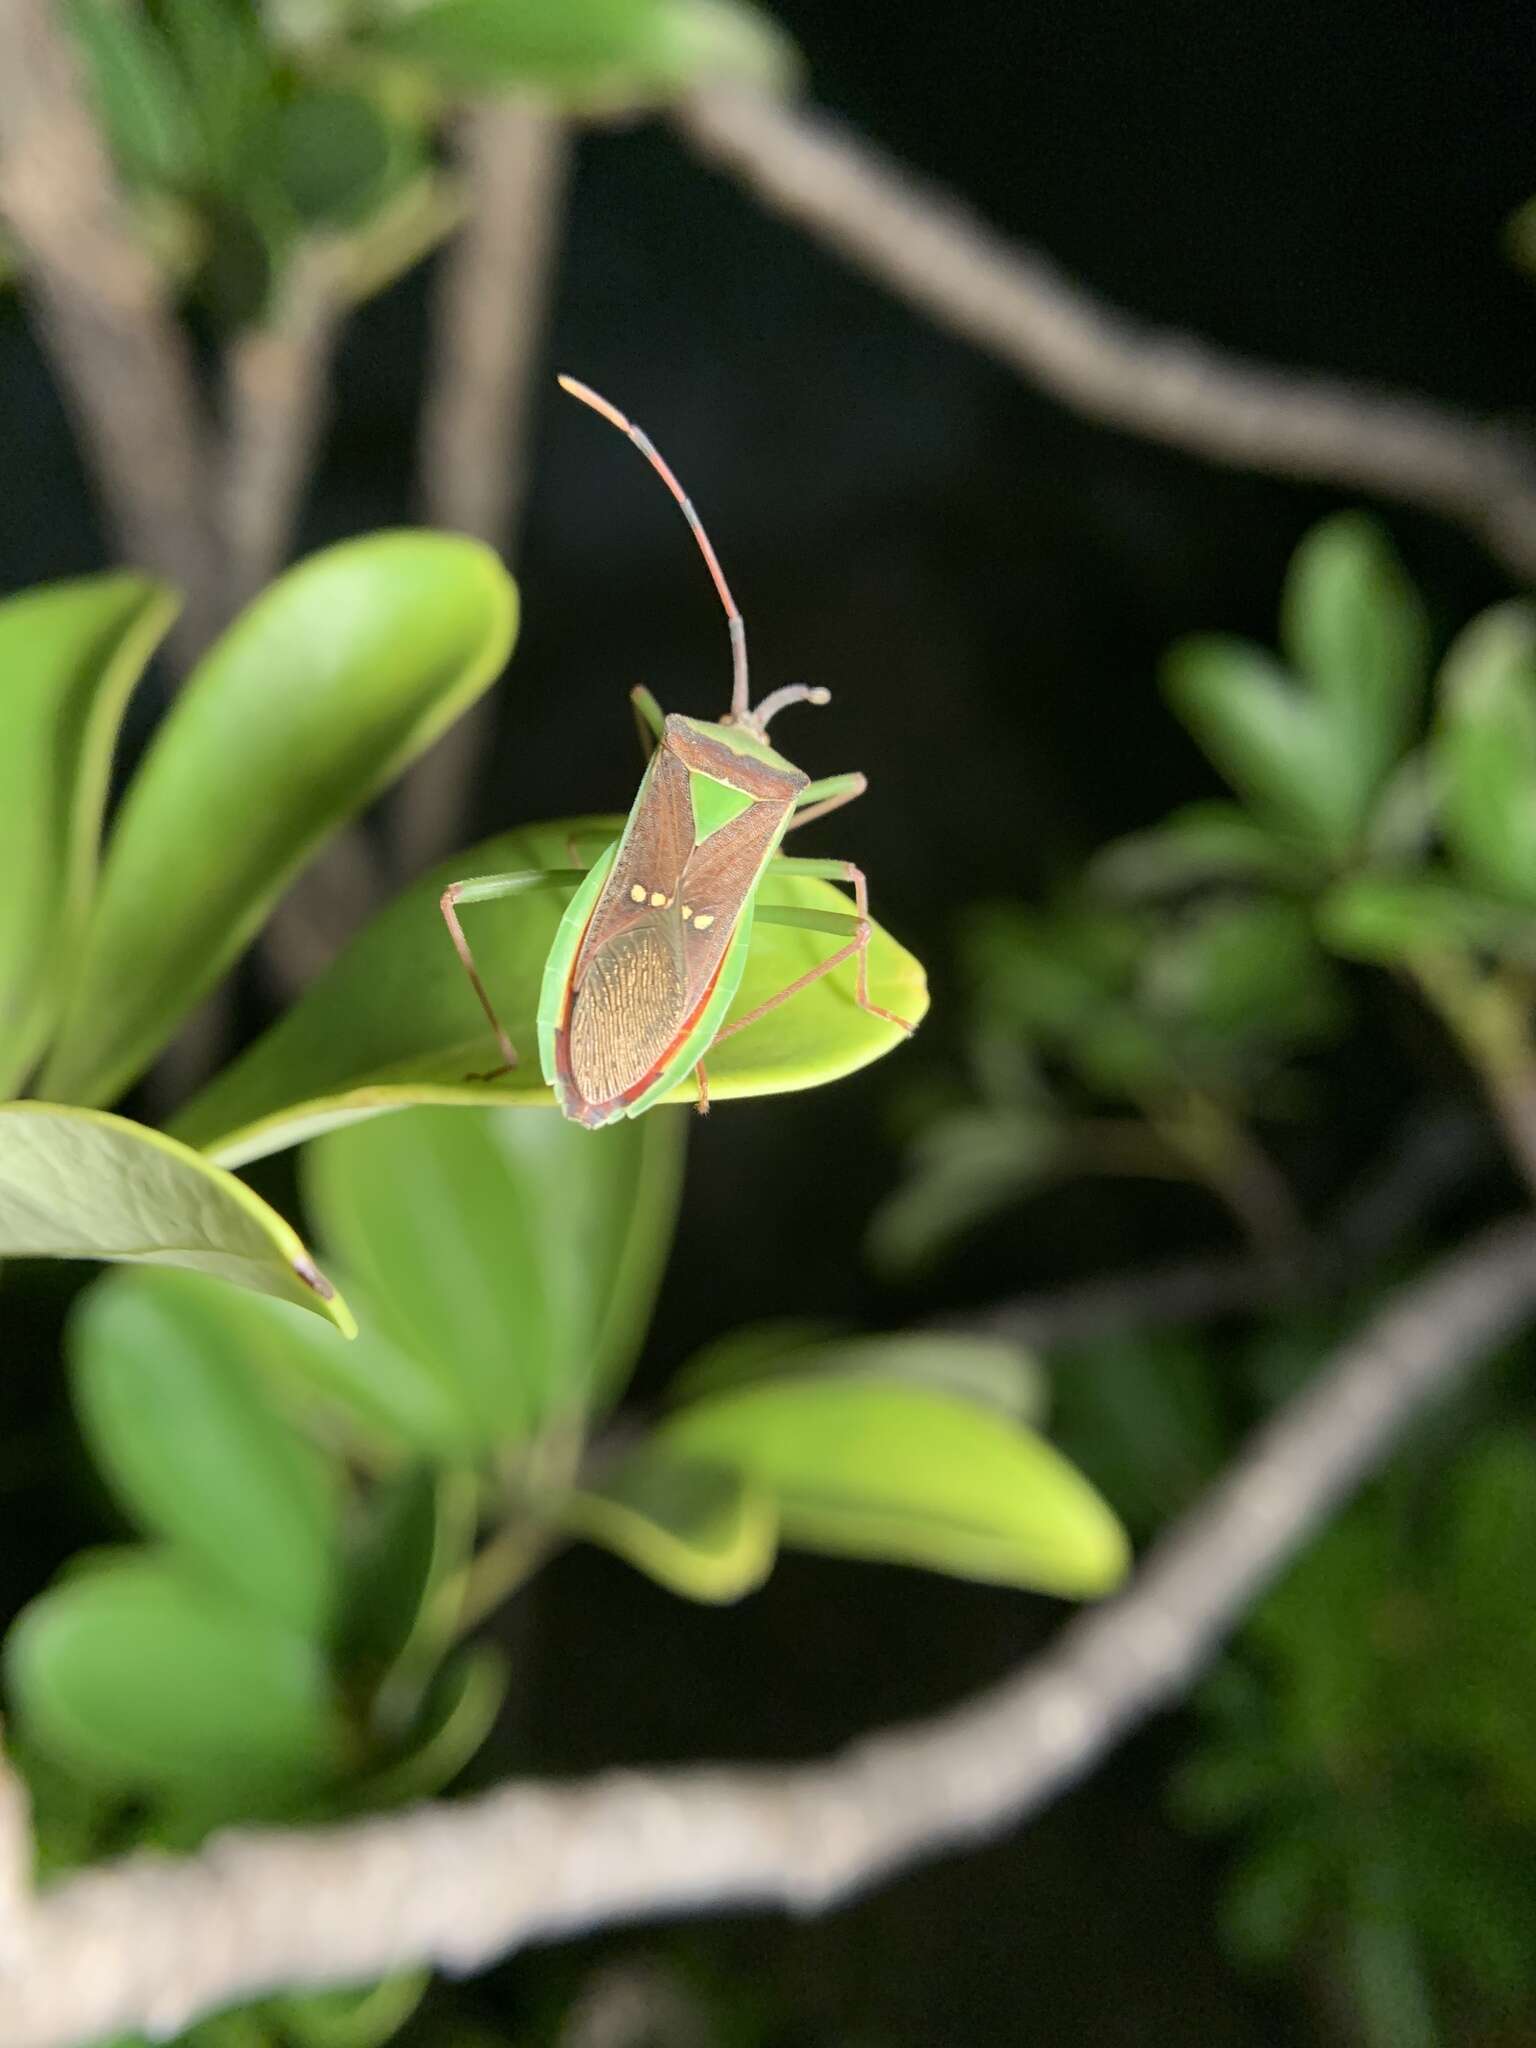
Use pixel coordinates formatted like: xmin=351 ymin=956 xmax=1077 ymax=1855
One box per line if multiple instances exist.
xmin=558 ymin=375 xmax=750 ymax=725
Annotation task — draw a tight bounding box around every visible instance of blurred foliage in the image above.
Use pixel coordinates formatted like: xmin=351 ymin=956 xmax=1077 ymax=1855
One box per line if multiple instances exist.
xmin=1177 ymin=1430 xmax=1536 ymax=2047
xmin=7 ymin=1102 xmax=1123 ymax=2046
xmin=871 ymin=506 xmax=1536 ymax=2045
xmin=874 ymin=512 xmax=1536 ymax=1276
xmin=58 ymin=0 xmax=796 ymax=326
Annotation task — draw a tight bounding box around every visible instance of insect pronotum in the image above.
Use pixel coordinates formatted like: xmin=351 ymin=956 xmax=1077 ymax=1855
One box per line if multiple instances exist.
xmin=439 ymin=375 xmax=918 ymax=1130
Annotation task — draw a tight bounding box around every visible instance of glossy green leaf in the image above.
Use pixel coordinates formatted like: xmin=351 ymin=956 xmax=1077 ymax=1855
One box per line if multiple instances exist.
xmin=670 ymin=1328 xmax=1047 ymax=1423
xmin=70 ymin=1269 xmax=340 ymax=1634
xmin=6 ymin=1553 xmax=341 ymax=1795
xmin=0 ymin=572 xmax=175 ymax=1093
xmin=42 ymin=534 xmax=517 ymax=1108
xmin=1436 ymin=603 xmax=1536 ymax=906
xmin=1280 ymin=513 xmax=1427 ymax=812
xmin=0 ymin=1104 xmax=351 ymax=1328
xmin=339 ymin=1464 xmax=477 ymax=1717
xmin=193 ymin=1275 xmax=485 ymax=1462
xmin=1091 ymin=802 xmax=1316 ymax=899
xmin=67 ymin=0 xmax=201 ymax=187
xmin=660 ymin=1378 xmax=1129 ymax=1595
xmin=172 ymin=819 xmax=928 ymax=1164
xmin=301 ymin=1100 xmax=684 ymax=1441
xmin=1165 ymin=636 xmax=1357 ymax=850
xmin=1317 ymin=874 xmax=1536 ymax=965
xmin=559 ymin=1447 xmax=777 ymax=1602
xmin=269 ymin=1974 xmax=429 ymax=2048
xmin=356 ymin=0 xmax=795 ymax=95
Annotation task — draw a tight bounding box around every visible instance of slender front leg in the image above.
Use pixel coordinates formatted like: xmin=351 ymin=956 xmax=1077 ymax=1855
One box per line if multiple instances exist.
xmin=711 ymin=866 xmax=918 ymax=1048
xmin=786 ymin=771 xmax=867 ymax=833
xmin=631 ymin=684 xmax=665 ymax=760
xmin=439 ymin=867 xmax=586 ymax=1077
xmin=694 ymin=1058 xmax=710 ymax=1115
xmin=764 ymin=855 xmax=916 ymax=1033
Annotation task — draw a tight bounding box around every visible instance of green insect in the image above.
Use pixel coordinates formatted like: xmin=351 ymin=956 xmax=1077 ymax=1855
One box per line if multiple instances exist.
xmin=440 ymin=375 xmax=917 ymax=1130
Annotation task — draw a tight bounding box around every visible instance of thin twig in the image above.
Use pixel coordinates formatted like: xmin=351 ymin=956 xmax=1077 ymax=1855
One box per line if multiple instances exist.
xmin=0 ymin=0 xmax=221 ymax=659
xmin=221 ymin=239 xmax=349 ymax=616
xmin=977 ymin=1104 xmax=1491 ymax=1351
xmin=393 ymin=94 xmax=570 ymax=874
xmin=676 ymin=88 xmax=1536 ymax=585
xmin=1 ymin=1217 xmax=1531 ymax=2048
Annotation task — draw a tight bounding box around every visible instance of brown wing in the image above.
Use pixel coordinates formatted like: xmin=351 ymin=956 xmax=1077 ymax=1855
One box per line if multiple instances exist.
xmin=561 ymin=726 xmax=797 ymax=1117
xmin=568 ymin=920 xmax=687 ymax=1102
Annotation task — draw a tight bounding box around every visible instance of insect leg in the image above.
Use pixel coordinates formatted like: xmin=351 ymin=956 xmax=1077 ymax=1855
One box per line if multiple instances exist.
xmin=694 ymin=1058 xmax=710 ymax=1115
xmin=785 ymin=771 xmax=867 ymax=833
xmin=439 ymin=868 xmax=586 ymax=1076
xmin=759 ymin=856 xmax=918 ymax=1034
xmin=631 ymin=684 xmax=665 ymax=759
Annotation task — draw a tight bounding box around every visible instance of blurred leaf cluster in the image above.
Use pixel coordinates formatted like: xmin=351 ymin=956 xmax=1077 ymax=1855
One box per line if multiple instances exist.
xmin=7 ymin=1100 xmax=1125 ymax=2046
xmin=875 ymin=512 xmax=1536 ymax=1276
xmin=0 ymin=518 xmax=1112 ymax=2043
xmin=1178 ymin=1430 xmax=1536 ymax=2046
xmin=58 ymin=0 xmax=795 ymax=325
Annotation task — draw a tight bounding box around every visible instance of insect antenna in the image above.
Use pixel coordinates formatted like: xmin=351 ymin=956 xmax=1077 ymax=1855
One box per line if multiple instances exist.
xmin=560 ymin=374 xmax=770 ymax=732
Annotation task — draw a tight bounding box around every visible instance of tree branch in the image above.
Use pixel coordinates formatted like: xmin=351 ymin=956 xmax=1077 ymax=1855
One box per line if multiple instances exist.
xmin=675 ymin=88 xmax=1536 ymax=585
xmin=976 ymin=1103 xmax=1491 ymax=1350
xmin=220 ymin=240 xmax=350 ymax=618
xmin=3 ymin=1216 xmax=1531 ymax=2048
xmin=393 ymin=93 xmax=570 ymax=874
xmin=0 ymin=0 xmax=221 ymax=658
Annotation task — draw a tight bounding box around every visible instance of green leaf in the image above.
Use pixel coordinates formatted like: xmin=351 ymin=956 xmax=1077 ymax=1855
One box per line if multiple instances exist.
xmin=1165 ymin=636 xmax=1355 ymax=848
xmin=190 ymin=1275 xmax=487 ymax=1462
xmin=339 ymin=1464 xmax=477 ymax=1719
xmin=1317 ymin=874 xmax=1536 ymax=965
xmin=6 ymin=1553 xmax=341 ymax=1796
xmin=671 ymin=1329 xmax=1047 ymax=1423
xmin=0 ymin=1104 xmax=352 ymax=1328
xmin=41 ymin=534 xmax=518 ymax=1108
xmin=269 ymin=1974 xmax=429 ymax=2048
xmin=1091 ymin=802 xmax=1316 ymax=899
xmin=302 ymin=1101 xmax=684 ymax=1441
xmin=171 ymin=820 xmax=928 ymax=1163
xmin=269 ymin=89 xmax=400 ymax=227
xmin=1145 ymin=898 xmax=1342 ymax=1048
xmin=1279 ymin=513 xmax=1427 ymax=816
xmin=559 ymin=1447 xmax=777 ymax=1603
xmin=70 ymin=1268 xmax=341 ymax=1634
xmin=356 ymin=0 xmax=796 ymax=96
xmin=157 ymin=0 xmax=273 ymax=188
xmin=660 ymin=1378 xmax=1129 ymax=1595
xmin=1436 ymin=602 xmax=1536 ymax=906
xmin=0 ymin=572 xmax=175 ymax=1093
xmin=67 ymin=0 xmax=201 ymax=187
xmin=666 ymin=1317 xmax=842 ymax=1402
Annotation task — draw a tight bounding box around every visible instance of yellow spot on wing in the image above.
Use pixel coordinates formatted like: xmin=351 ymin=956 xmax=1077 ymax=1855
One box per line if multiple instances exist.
xmin=693 ymin=912 xmax=714 ymax=930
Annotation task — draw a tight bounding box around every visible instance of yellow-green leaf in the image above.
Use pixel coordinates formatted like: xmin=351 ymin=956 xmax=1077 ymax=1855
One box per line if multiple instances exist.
xmin=172 ymin=819 xmax=928 ymax=1164
xmin=0 ymin=1103 xmax=351 ymax=1329
xmin=0 ymin=572 xmax=175 ymax=1092
xmin=42 ymin=534 xmax=517 ymax=1107
xmin=660 ymin=1377 xmax=1129 ymax=1596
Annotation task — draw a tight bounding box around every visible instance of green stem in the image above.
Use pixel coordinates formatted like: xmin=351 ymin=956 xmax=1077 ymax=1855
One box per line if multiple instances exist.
xmin=453 ymin=1515 xmax=561 ymax=1637
xmin=1409 ymin=955 xmax=1536 ymax=1197
xmin=1150 ymin=1091 xmax=1309 ymax=1266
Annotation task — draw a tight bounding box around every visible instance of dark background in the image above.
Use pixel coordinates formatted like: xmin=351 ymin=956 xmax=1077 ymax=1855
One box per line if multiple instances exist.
xmin=3 ymin=2 xmax=1534 ymax=2038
